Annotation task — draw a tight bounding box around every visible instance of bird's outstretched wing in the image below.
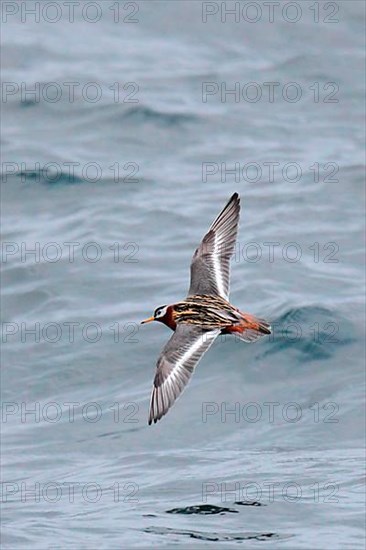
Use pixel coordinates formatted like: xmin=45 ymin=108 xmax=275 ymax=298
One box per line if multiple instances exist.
xmin=188 ymin=192 xmax=240 ymax=300
xmin=148 ymin=324 xmax=220 ymax=424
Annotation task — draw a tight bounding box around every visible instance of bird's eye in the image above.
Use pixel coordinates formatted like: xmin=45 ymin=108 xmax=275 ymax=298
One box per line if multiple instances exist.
xmin=154 ymin=306 xmax=167 ymax=318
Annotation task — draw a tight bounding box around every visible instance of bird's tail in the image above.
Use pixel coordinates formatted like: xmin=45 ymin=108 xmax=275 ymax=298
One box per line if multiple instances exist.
xmin=230 ymin=313 xmax=272 ymax=343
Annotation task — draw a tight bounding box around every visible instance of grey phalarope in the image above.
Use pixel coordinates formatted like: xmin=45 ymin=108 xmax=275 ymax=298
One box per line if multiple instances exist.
xmin=141 ymin=193 xmax=271 ymax=425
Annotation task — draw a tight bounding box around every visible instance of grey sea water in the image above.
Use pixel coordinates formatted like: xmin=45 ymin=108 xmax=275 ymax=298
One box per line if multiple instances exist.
xmin=1 ymin=1 xmax=365 ymax=548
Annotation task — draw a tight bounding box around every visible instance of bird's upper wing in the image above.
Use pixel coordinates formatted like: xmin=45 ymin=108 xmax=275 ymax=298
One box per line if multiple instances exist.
xmin=188 ymin=192 xmax=240 ymax=300
xmin=148 ymin=324 xmax=220 ymax=425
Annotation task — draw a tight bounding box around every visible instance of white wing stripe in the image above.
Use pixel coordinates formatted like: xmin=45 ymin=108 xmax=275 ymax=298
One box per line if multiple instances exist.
xmin=159 ymin=330 xmax=217 ymax=396
xmin=149 ymin=327 xmax=221 ymax=424
xmin=188 ymin=193 xmax=240 ymax=299
xmin=212 ymin=233 xmax=227 ymax=299
xmin=175 ymin=333 xmax=208 ymax=370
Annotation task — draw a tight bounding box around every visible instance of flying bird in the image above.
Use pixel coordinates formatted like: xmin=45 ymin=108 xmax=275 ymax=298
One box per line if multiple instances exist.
xmin=141 ymin=193 xmax=271 ymax=425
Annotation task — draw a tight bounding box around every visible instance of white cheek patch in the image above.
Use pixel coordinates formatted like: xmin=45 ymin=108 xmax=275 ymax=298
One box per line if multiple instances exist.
xmin=157 ymin=306 xmax=168 ymax=318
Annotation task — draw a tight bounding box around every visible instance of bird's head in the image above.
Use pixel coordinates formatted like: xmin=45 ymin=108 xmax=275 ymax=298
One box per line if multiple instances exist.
xmin=141 ymin=305 xmax=168 ymax=324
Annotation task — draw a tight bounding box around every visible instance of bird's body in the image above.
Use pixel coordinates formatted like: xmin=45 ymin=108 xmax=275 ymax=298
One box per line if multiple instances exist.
xmin=141 ymin=193 xmax=271 ymax=425
xmin=153 ymin=294 xmax=271 ymax=338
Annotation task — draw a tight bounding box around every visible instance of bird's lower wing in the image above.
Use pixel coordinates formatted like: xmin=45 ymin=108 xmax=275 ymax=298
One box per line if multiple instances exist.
xmin=148 ymin=324 xmax=220 ymax=425
xmin=188 ymin=193 xmax=240 ymax=300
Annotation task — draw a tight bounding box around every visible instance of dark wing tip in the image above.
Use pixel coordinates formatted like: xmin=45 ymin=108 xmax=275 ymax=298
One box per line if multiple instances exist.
xmin=148 ymin=382 xmax=168 ymax=425
xmin=210 ymin=191 xmax=241 ymax=234
xmin=229 ymin=192 xmax=240 ymax=207
xmin=222 ymin=192 xmax=240 ymax=219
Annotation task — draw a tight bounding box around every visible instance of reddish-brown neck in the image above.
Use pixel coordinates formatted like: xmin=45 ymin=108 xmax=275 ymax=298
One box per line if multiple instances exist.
xmin=157 ymin=305 xmax=176 ymax=330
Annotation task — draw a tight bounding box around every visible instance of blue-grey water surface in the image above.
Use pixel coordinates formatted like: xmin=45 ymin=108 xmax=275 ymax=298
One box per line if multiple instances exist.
xmin=1 ymin=1 xmax=365 ymax=548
